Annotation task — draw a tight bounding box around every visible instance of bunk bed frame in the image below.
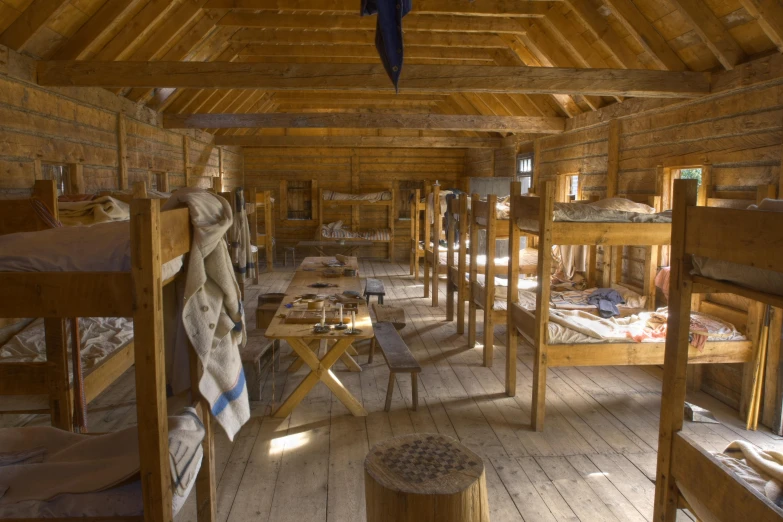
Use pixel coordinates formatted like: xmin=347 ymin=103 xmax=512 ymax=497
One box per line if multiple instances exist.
xmin=507 ymin=181 xmax=754 ymax=431
xmin=409 ymin=188 xmax=426 ymax=281
xmin=445 ymin=194 xmax=470 ymax=334
xmin=423 ymin=183 xmax=447 ymax=306
xmin=654 ymin=179 xmax=783 ymax=522
xmin=0 ymin=185 xmax=217 ymax=522
xmin=0 ymin=181 xmax=135 ymax=429
xmin=251 ymin=189 xmax=275 ymax=277
xmin=317 ymin=187 xmax=395 ymax=262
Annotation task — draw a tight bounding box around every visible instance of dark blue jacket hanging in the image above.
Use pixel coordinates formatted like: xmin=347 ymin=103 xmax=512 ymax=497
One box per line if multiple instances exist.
xmin=361 ymin=0 xmax=412 ymax=91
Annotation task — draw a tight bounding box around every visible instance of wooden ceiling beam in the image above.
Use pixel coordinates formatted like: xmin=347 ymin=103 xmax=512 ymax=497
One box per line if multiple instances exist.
xmin=38 ymin=61 xmax=711 ymax=98
xmin=237 ymin=44 xmax=498 ymax=61
xmin=92 ymin=0 xmax=178 ymax=61
xmin=0 ymin=0 xmax=69 ymax=51
xmin=205 ymin=0 xmax=554 ymax=17
xmin=235 ymin=55 xmax=497 ymax=66
xmin=216 ymin=12 xmax=529 ymax=33
xmin=601 ymin=0 xmax=686 ymax=71
xmin=230 ymin=29 xmax=508 ymax=48
xmin=214 ymin=135 xmax=504 ymax=148
xmin=52 ymin=0 xmax=140 ymax=60
xmin=739 ymin=0 xmax=783 ymax=53
xmin=669 ymin=0 xmax=745 ymax=70
xmin=163 ymin=113 xmax=566 ymax=133
xmin=564 ymin=0 xmax=643 ymax=69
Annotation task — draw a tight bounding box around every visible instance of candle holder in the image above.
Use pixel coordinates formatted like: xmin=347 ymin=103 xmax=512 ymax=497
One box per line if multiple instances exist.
xmin=334 ymin=303 xmax=348 ymax=330
xmin=313 ymin=324 xmax=331 ymax=334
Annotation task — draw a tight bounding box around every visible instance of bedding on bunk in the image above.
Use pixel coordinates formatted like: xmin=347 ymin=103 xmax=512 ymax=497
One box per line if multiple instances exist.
xmin=714 ymin=440 xmax=783 ymax=507
xmin=57 ymin=197 xmax=130 ymax=226
xmin=162 ymin=189 xmax=249 ymax=441
xmin=440 ymin=248 xmax=539 ymax=269
xmin=519 ymin=285 xmax=647 ymax=311
xmin=320 ymin=221 xmax=391 ymax=241
xmin=426 ymin=190 xmax=453 ymax=223
xmin=229 ymin=188 xmax=256 ymax=281
xmin=0 ymin=408 xmax=204 ymax=517
xmin=515 ymin=197 xmax=671 ymax=233
xmin=322 ymin=189 xmax=392 ymax=202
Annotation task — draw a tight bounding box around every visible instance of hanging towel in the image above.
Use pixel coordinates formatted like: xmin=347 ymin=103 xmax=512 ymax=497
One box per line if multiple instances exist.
xmin=361 ymin=0 xmax=412 ymax=91
xmin=163 ymin=189 xmax=249 ymax=441
xmin=587 ymin=288 xmax=626 ymax=318
xmin=229 ymin=188 xmax=256 ymax=282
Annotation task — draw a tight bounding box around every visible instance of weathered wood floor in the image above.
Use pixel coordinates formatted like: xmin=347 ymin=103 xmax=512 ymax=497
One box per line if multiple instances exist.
xmin=6 ymin=261 xmax=782 ymax=521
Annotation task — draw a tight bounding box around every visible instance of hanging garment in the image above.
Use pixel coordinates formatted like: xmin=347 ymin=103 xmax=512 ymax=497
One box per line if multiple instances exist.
xmin=229 ymin=188 xmax=256 ymax=282
xmin=586 ymin=288 xmax=626 ymax=318
xmin=361 ymin=0 xmax=412 ymax=91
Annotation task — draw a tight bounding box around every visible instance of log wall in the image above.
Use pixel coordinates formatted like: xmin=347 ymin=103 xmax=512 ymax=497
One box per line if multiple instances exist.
xmin=0 ymin=46 xmax=241 ymax=198
xmin=244 ymin=147 xmax=466 ymax=261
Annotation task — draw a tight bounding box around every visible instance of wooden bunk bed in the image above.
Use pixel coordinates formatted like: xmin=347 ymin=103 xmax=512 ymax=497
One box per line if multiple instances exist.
xmin=654 ymin=178 xmax=783 ymax=522
xmin=317 ymin=187 xmax=395 ymax=261
xmin=507 ymin=181 xmax=755 ymax=431
xmin=423 ymin=183 xmax=448 ymax=306
xmin=409 ymin=188 xmax=426 ymax=281
xmin=445 ymin=194 xmax=470 ymax=334
xmin=251 ymin=189 xmax=275 ymax=276
xmin=0 ymin=189 xmax=218 ymax=521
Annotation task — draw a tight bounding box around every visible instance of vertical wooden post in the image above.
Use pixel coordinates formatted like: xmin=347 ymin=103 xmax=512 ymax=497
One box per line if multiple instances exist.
xmin=607 ymin=119 xmax=620 ymax=198
xmin=468 ymin=194 xmax=480 ymax=348
xmin=532 ymin=181 xmax=555 ymax=432
xmin=67 ymin=163 xmax=85 ymax=194
xmin=351 ymin=153 xmax=360 ymax=229
xmin=158 ymin=172 xmax=170 ymax=192
xmin=653 ymin=179 xmax=698 ymax=522
xmin=33 ymin=158 xmax=42 ymax=181
xmin=265 ymin=191 xmax=275 ymax=273
xmin=532 ymin=138 xmax=542 ymax=194
xmin=699 ymin=163 xmax=712 ymax=206
xmin=457 ymin=195 xmax=468 ymax=335
xmin=183 ymin=135 xmax=191 ymax=187
xmin=118 ymin=113 xmax=128 ymax=190
xmin=507 ymin=195 xmax=520 ymax=397
xmin=483 ymin=194 xmax=497 ymax=367
xmin=218 ymin=147 xmax=224 ymax=192
xmin=423 ymin=185 xmax=432 ymax=299
xmin=389 ymin=181 xmax=395 ymax=262
xmin=44 ymin=318 xmax=72 ymax=431
xmin=130 ymin=198 xmax=172 ymax=522
xmin=432 ymin=183 xmax=441 ymax=307
xmin=190 ymin=355 xmax=216 ymax=522
xmin=33 ymin=179 xmax=58 ymax=220
xmin=411 ymin=188 xmax=420 ymax=279
xmin=446 ymin=200 xmax=456 ymax=323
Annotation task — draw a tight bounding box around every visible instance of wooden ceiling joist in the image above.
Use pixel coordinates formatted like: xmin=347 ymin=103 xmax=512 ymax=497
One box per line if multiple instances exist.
xmin=0 ymin=0 xmax=68 ymax=51
xmin=237 ymin=44 xmax=498 ymax=62
xmin=214 ymin=135 xmax=504 ymax=148
xmin=37 ymin=61 xmax=711 ymax=98
xmin=670 ymin=0 xmax=745 ymax=70
xmin=739 ymin=0 xmax=783 ymax=53
xmin=163 ymin=113 xmax=566 ymax=133
xmin=204 ymin=0 xmax=554 ymax=17
xmin=92 ymin=0 xmax=179 ymax=61
xmin=52 ymin=0 xmax=139 ymax=60
xmin=564 ymin=0 xmax=644 ymax=70
xmin=230 ymin=29 xmax=508 ymax=49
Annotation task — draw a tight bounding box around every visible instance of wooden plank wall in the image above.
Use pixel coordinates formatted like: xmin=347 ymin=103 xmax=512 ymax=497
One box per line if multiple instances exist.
xmin=526 ymin=81 xmax=783 ymax=411
xmin=0 ymin=46 xmax=240 ymax=197
xmin=464 ymin=148 xmax=494 ymax=177
xmin=494 ymin=146 xmax=517 ymax=177
xmin=244 ymin=147 xmax=466 ymax=261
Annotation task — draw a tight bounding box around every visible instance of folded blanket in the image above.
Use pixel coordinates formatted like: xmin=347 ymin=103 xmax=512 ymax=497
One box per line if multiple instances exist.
xmin=716 ymin=440 xmax=783 ymax=507
xmin=58 ymin=196 xmax=130 ymax=226
xmin=322 ymin=190 xmax=391 ymax=202
xmin=163 ymin=189 xmax=249 ymax=441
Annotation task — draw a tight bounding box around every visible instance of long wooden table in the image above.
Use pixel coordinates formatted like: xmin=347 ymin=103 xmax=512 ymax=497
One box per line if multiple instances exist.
xmin=265 ymin=256 xmax=372 ymax=418
xmin=297 ymin=240 xmax=373 ymax=257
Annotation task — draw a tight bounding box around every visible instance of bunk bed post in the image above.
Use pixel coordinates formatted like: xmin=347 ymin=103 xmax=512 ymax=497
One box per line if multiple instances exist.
xmin=190 ymin=352 xmax=217 ymax=522
xmin=130 ymin=198 xmax=173 ymax=522
xmin=483 ymin=194 xmax=497 ymax=367
xmin=247 ymin=187 xmax=259 ymax=283
xmin=318 ymin=188 xmax=324 ymax=236
xmin=423 ymin=186 xmax=431 ymax=299
xmin=410 ymin=189 xmax=418 ymax=276
xmin=446 ymin=200 xmax=456 ymax=322
xmin=457 ymin=196 xmax=468 ymax=335
xmin=653 ymin=179 xmax=698 ymax=522
xmin=32 ymin=179 xmax=58 ymax=221
xmin=265 ymin=191 xmax=274 ymax=273
xmin=43 ymin=317 xmax=73 ymax=431
xmin=432 ymin=183 xmax=441 ymax=307
xmin=389 ymin=185 xmax=395 ymax=262
xmin=531 ymin=182 xmax=555 ymax=432
xmin=507 ymin=183 xmax=522 ymax=397
xmin=468 ymin=194 xmax=480 ymax=348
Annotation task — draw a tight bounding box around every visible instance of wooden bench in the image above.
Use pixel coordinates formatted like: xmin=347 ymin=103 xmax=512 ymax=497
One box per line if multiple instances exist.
xmin=372 ymin=303 xmax=406 ymax=331
xmin=369 ymin=322 xmax=421 ymax=412
xmin=364 ymin=277 xmax=385 ymax=304
xmin=240 ymin=335 xmax=279 ymax=401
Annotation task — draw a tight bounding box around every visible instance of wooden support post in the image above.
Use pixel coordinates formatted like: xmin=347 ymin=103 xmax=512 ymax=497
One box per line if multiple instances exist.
xmin=67 ymin=163 xmax=85 ymax=194
xmin=483 ymin=194 xmax=497 ymax=368
xmin=389 ymin=181 xmax=395 ymax=262
xmin=130 ymin=198 xmax=172 ymax=522
xmin=351 ymin=154 xmax=360 ymax=229
xmin=653 ymin=179 xmax=698 ymax=522
xmin=764 ymin=306 xmax=783 ymax=434
xmin=506 ymin=184 xmax=521 ymax=397
xmin=446 ymin=201 xmax=456 ymax=323
xmin=410 ymin=188 xmax=418 ymax=277
xmin=218 ymin=147 xmax=224 ymax=192
xmin=431 ymin=183 xmax=441 ymax=307
xmin=468 ymin=194 xmax=480 ymax=348
xmin=190 ymin=354 xmax=216 ymax=522
xmin=44 ymin=317 xmax=72 ymax=431
xmin=532 ymin=138 xmax=542 ymax=194
xmin=118 ymin=112 xmax=128 ymax=190
xmin=183 ymin=135 xmax=191 ymax=187
xmin=699 ymin=163 xmax=712 ymax=206
xmin=423 ymin=185 xmax=432 ymax=299
xmin=157 ymin=172 xmax=170 ymax=192
xmin=607 ymin=119 xmax=620 ymax=198
xmin=33 ymin=178 xmax=58 ymax=221
xmin=457 ymin=195 xmax=468 ymax=335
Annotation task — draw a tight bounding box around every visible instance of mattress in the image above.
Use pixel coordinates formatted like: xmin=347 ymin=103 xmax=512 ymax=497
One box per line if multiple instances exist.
xmin=321 ymin=223 xmax=391 ymax=241
xmin=518 ymin=285 xmax=647 ymax=311
xmin=472 ymin=275 xmax=538 ymax=307
xmin=322 ymin=190 xmax=391 ymax=202
xmin=0 ymin=221 xmax=184 ymax=279
xmin=515 ymin=198 xmax=671 ymax=234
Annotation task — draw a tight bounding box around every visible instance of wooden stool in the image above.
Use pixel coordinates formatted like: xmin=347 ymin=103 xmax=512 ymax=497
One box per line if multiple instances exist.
xmin=372 ymin=303 xmax=406 ymax=330
xmin=365 ymin=433 xmax=490 ymax=522
xmin=364 ymin=277 xmax=385 ymax=304
xmin=284 ymin=246 xmax=296 ymax=267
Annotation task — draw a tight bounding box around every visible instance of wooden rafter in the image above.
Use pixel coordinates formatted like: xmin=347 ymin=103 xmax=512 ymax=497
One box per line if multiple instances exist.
xmin=214 ymin=135 xmax=504 ymax=148
xmin=204 ymin=0 xmax=554 ymax=16
xmin=564 ymin=0 xmax=644 ymax=69
xmin=669 ymin=0 xmax=745 ymax=70
xmin=0 ymin=0 xmax=68 ymax=51
xmin=739 ymin=0 xmax=783 ymax=53
xmin=92 ymin=0 xmax=178 ymax=61
xmin=52 ymin=0 xmax=140 ymax=60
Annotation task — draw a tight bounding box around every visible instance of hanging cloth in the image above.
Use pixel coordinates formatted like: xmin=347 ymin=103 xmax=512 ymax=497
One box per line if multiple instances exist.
xmin=361 ymin=0 xmax=412 ymax=91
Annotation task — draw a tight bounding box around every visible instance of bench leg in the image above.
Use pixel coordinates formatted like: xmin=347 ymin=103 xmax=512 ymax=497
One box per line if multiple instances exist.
xmin=411 ymin=373 xmax=418 ymax=412
xmin=385 ymin=372 xmax=396 ymax=412
xmin=379 ymin=295 xmax=384 ymax=304
xmin=369 ymin=337 xmax=376 ymax=365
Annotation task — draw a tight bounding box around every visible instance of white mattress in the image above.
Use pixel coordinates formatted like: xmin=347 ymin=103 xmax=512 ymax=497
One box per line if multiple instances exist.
xmin=515 ymin=198 xmax=671 ymax=234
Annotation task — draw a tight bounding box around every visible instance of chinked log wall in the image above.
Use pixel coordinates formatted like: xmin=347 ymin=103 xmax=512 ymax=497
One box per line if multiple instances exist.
xmin=0 ymin=46 xmax=241 ymax=197
xmin=244 ymin=147 xmax=466 ymax=262
xmin=516 ymin=81 xmax=783 ymax=415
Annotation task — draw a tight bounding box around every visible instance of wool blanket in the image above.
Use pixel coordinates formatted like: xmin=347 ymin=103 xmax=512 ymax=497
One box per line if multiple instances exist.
xmin=229 ymin=188 xmax=256 ymax=282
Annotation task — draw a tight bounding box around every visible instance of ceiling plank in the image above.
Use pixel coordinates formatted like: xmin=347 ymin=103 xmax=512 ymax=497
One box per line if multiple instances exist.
xmin=37 ymin=61 xmax=712 ymax=97
xmin=205 ymin=0 xmax=553 ymax=16
xmin=669 ymin=0 xmax=745 ymax=70
xmin=230 ymin=29 xmax=508 ymax=48
xmin=0 ymin=0 xmax=68 ymax=51
xmin=92 ymin=0 xmax=177 ymax=61
xmin=216 ymin=12 xmax=529 ymax=33
xmin=52 ymin=0 xmax=139 ymax=60
xmin=214 ymin=135 xmax=504 ymax=148
xmin=739 ymin=0 xmax=783 ymax=52
xmin=601 ymin=0 xmax=686 ymax=71
xmin=163 ymin=113 xmax=566 ymax=133
xmin=564 ymin=0 xmax=644 ymax=69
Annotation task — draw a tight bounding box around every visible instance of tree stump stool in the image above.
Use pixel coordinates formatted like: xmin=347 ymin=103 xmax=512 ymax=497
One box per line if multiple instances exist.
xmin=364 ymin=433 xmax=490 ymax=522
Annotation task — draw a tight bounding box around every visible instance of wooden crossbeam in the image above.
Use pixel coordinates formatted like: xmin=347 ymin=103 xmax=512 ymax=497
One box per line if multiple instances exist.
xmin=37 ymin=61 xmax=711 ymax=98
xmin=230 ymin=29 xmax=508 ymax=48
xmin=205 ymin=0 xmax=553 ymax=16
xmin=163 ymin=113 xmax=565 ymax=133
xmin=214 ymin=135 xmax=503 ymax=148
xmin=237 ymin=44 xmax=497 ymax=61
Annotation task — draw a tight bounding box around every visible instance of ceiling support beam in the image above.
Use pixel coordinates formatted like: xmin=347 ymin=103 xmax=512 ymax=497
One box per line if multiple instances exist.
xmin=739 ymin=0 xmax=783 ymax=52
xmin=669 ymin=0 xmax=744 ymax=69
xmin=163 ymin=113 xmax=566 ymax=133
xmin=36 ymin=61 xmax=711 ymax=98
xmin=214 ymin=135 xmax=504 ymax=148
xmin=230 ymin=29 xmax=508 ymax=48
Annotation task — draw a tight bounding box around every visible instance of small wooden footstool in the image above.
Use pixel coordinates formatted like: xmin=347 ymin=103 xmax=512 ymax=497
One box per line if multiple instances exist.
xmin=365 ymin=433 xmax=490 ymax=522
xmin=364 ymin=278 xmax=386 ymax=304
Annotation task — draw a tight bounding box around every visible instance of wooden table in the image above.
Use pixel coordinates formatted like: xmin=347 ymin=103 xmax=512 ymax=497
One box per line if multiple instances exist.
xmin=265 ymin=256 xmax=373 ymax=418
xmin=297 ymin=240 xmax=374 ymax=257
xmin=297 ymin=256 xmax=359 ymax=272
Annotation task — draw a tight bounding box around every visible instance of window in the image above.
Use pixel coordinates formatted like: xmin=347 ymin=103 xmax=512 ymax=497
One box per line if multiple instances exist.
xmin=41 ymin=163 xmax=69 ymax=195
xmin=287 ymin=180 xmax=313 ymax=220
xmin=398 ymin=180 xmax=423 ymax=220
xmin=517 ymin=154 xmax=533 ymax=194
xmin=664 ymin=167 xmax=703 ymax=210
xmin=569 ymin=175 xmax=580 ymax=200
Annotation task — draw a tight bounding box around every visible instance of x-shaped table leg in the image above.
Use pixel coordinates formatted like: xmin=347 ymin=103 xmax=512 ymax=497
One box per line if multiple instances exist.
xmin=288 ymin=339 xmax=360 ymax=372
xmin=273 ymin=337 xmax=367 ymax=418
